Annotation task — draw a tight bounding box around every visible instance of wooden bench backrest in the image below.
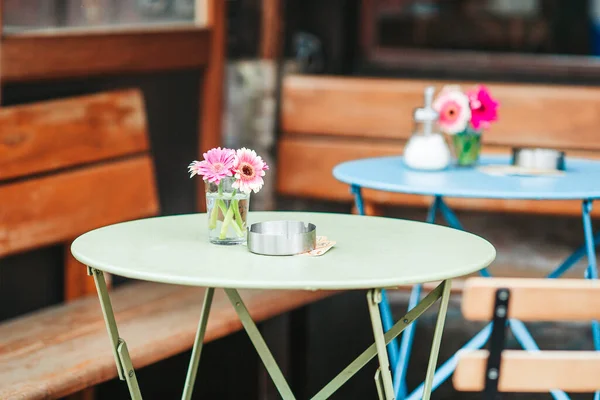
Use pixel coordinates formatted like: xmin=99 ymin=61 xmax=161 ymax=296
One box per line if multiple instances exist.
xmin=0 ymin=90 xmax=159 ymax=299
xmin=454 ymin=277 xmax=600 ymax=393
xmin=278 ymin=75 xmax=600 ymax=216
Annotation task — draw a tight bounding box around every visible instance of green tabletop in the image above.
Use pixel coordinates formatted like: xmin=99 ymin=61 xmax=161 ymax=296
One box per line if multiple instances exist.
xmin=71 ymin=212 xmax=495 ymax=290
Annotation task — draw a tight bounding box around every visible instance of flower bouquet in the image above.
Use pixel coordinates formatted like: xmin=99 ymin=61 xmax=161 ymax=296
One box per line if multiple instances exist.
xmin=433 ymin=85 xmax=499 ymax=167
xmin=189 ymin=147 xmax=268 ymax=245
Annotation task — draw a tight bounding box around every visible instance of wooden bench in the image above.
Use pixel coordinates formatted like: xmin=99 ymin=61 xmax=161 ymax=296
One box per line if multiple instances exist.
xmin=0 ymin=281 xmax=332 ymax=398
xmin=278 ymin=75 xmax=600 ymax=217
xmin=0 ymin=90 xmax=333 ymax=398
xmin=454 ymin=278 xmax=600 ymax=395
xmin=0 ymin=89 xmax=159 ymax=300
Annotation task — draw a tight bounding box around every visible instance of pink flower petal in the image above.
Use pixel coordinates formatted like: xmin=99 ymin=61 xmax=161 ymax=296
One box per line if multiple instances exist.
xmin=188 ymin=147 xmax=236 ymax=184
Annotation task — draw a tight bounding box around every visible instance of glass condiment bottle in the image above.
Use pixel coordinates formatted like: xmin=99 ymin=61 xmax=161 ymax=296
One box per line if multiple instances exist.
xmin=403 ymin=86 xmax=451 ymax=171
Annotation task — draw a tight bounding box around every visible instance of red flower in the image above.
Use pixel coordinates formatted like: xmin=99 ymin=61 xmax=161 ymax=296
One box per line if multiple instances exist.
xmin=467 ymin=85 xmax=499 ymax=130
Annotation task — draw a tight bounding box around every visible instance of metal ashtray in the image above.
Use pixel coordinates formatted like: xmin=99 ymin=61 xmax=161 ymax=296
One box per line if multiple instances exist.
xmin=512 ymin=147 xmax=565 ymax=171
xmin=247 ymin=221 xmax=316 ymax=256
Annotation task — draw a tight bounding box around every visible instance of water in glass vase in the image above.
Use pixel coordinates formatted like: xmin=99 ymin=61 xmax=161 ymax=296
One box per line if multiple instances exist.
xmin=206 ymin=191 xmax=250 ymax=245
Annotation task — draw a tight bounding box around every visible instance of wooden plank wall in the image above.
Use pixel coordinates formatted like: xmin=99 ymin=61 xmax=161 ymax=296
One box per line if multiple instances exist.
xmin=278 ymin=75 xmax=600 ymax=216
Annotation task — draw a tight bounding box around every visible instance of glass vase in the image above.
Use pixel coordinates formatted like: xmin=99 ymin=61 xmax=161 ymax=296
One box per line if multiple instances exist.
xmin=452 ymin=128 xmax=482 ymax=167
xmin=205 ymin=177 xmax=250 ymax=245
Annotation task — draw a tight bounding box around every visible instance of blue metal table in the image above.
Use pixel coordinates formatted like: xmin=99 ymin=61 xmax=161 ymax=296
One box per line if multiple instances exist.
xmin=333 ymin=155 xmax=600 ymax=400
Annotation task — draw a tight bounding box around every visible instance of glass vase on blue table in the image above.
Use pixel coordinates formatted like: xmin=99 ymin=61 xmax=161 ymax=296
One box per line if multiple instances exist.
xmin=433 ymin=84 xmax=499 ymax=168
xmin=451 ymin=127 xmax=482 ymax=167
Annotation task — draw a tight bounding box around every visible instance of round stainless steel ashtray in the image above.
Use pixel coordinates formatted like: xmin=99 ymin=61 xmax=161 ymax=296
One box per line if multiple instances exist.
xmin=247 ymin=221 xmax=316 ymax=256
xmin=512 ymin=147 xmax=565 ymax=171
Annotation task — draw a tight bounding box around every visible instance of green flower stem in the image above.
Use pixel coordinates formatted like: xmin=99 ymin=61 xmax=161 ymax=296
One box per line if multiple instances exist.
xmin=208 ymin=182 xmax=221 ymax=230
xmin=229 ymin=189 xmax=245 ymax=237
xmin=218 ymin=189 xmax=245 ymax=239
xmin=208 ymin=181 xmax=234 ymax=232
xmin=230 ymin=205 xmax=245 ymax=237
xmin=219 ymin=206 xmax=235 ymax=239
xmin=208 ymin=205 xmax=219 ymax=230
xmin=232 ymin=199 xmax=245 ymax=233
xmin=217 ymin=199 xmax=228 ymax=216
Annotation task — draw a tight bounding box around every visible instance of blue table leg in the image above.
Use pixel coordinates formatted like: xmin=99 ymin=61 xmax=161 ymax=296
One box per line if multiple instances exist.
xmin=547 ymin=230 xmax=600 ymax=279
xmin=582 ymin=200 xmax=600 ymax=400
xmin=438 ymin=198 xmax=491 ymax=278
xmin=437 ymin=197 xmax=464 ymax=231
xmin=406 ymin=197 xmax=569 ymax=400
xmin=406 ymin=323 xmax=493 ymax=400
xmin=379 ymin=290 xmax=399 ymax=375
xmin=393 ymin=197 xmax=441 ymax=398
xmin=349 ymin=185 xmax=399 ymax=373
xmin=394 ymin=283 xmax=422 ymax=398
xmin=350 ymin=184 xmax=365 ymax=217
xmin=509 ymin=319 xmax=570 ymax=400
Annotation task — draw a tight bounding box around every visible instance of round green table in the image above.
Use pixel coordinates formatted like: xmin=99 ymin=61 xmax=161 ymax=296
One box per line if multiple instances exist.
xmin=71 ymin=212 xmax=495 ymax=400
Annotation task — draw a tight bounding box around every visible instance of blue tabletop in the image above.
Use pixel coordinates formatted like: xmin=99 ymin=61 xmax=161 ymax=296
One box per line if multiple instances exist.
xmin=333 ymin=155 xmax=600 ymax=200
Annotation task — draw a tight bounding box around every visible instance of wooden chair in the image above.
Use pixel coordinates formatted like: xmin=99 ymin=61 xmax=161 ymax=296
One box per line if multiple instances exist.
xmin=278 ymin=75 xmax=600 ymax=218
xmin=0 ymin=90 xmax=334 ymax=398
xmin=454 ymin=277 xmax=600 ymax=397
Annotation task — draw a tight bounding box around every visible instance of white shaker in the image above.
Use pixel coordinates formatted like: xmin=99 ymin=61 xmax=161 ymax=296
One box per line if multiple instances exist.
xmin=403 ymin=86 xmax=451 ymax=171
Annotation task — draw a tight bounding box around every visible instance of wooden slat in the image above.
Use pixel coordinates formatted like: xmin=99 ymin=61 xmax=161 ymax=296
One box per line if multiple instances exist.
xmin=1 ymin=28 xmax=210 ymax=82
xmin=277 ymin=136 xmax=600 ymax=217
xmin=0 ymin=281 xmax=336 ymax=399
xmin=281 ymin=75 xmax=600 ymax=151
xmin=0 ymin=156 xmax=159 ymax=258
xmin=261 ymin=0 xmax=283 ymax=59
xmin=67 ymin=390 xmax=95 ymax=400
xmin=197 ymin=0 xmax=226 ymax=212
xmin=64 ymin=242 xmax=98 ymax=302
xmin=0 ymin=90 xmax=148 ymax=181
xmin=65 ymin=240 xmax=113 ymax=303
xmin=462 ymin=278 xmax=600 ymax=322
xmin=454 ymin=350 xmax=600 ymax=393
xmin=369 ymin=47 xmax=600 ymax=80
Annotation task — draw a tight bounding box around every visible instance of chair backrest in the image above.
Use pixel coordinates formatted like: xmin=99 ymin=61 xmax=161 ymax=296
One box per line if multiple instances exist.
xmin=0 ymin=89 xmax=159 ymax=299
xmin=277 ymin=75 xmax=600 ymax=216
xmin=454 ymin=278 xmax=600 ymax=394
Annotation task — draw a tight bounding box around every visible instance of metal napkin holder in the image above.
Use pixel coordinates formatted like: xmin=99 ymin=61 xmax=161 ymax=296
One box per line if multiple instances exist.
xmin=247 ymin=221 xmax=316 ymax=256
xmin=511 ymin=147 xmax=565 ymax=171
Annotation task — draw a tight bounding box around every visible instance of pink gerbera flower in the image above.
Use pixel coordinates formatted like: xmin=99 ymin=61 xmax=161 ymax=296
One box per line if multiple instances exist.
xmin=467 ymin=85 xmax=499 ymax=130
xmin=232 ymin=148 xmax=269 ymax=194
xmin=433 ymin=86 xmax=471 ymax=135
xmin=188 ymin=147 xmax=236 ymax=184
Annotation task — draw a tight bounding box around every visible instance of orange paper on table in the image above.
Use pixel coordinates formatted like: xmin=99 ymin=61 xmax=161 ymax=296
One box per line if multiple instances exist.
xmin=298 ymin=236 xmax=336 ymax=257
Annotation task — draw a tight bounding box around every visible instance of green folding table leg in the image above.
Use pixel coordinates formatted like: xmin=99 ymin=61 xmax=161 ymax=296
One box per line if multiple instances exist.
xmin=182 ymin=287 xmax=215 ymax=400
xmin=89 ymin=267 xmax=143 ymax=400
xmin=367 ymin=289 xmax=395 ymax=399
xmin=224 ymin=288 xmax=296 ymax=400
xmin=374 ymin=369 xmax=385 ymax=400
xmin=422 ymin=279 xmax=452 ymax=400
xmin=311 ymin=282 xmax=445 ymax=400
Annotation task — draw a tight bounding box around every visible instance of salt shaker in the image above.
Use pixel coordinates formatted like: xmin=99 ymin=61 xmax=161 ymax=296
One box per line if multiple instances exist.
xmin=403 ymin=86 xmax=451 ymax=171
